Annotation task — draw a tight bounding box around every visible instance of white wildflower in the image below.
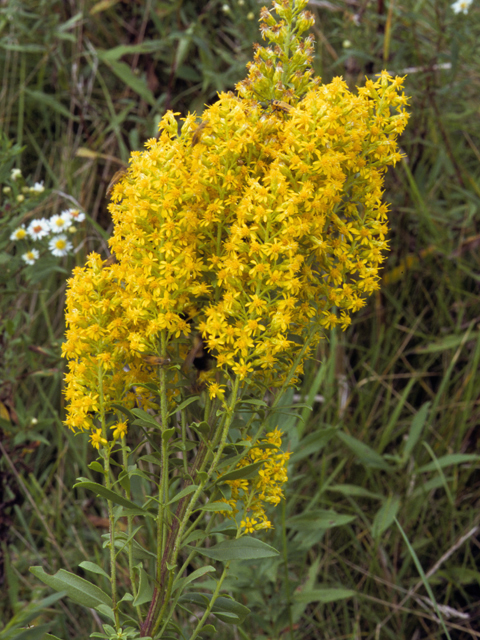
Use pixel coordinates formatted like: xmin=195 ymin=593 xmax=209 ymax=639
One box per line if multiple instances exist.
xmin=30 ymin=181 xmax=45 ymax=193
xmin=66 ymin=208 xmax=85 ymax=223
xmin=22 ymin=249 xmax=39 ymax=265
xmin=49 ymin=235 xmax=72 ymax=257
xmin=10 ymin=226 xmax=27 ymax=241
xmin=49 ymin=211 xmax=72 ymax=234
xmin=28 ymin=218 xmax=50 ymax=240
xmin=451 ymin=0 xmax=473 ymax=13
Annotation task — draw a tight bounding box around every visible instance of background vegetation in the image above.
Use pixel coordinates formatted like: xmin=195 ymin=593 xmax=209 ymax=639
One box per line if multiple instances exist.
xmin=1 ymin=0 xmax=480 ymax=638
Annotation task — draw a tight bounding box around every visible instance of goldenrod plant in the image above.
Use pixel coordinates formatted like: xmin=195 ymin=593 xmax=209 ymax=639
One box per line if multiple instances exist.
xmin=30 ymin=1 xmax=408 ymax=638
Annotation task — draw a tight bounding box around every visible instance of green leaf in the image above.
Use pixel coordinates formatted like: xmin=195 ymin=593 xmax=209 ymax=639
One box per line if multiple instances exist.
xmin=197 ymin=471 xmax=208 ymax=483
xmin=99 ymin=58 xmax=155 ymax=106
xmin=45 ymin=635 xmax=64 ymax=640
xmin=167 ymin=484 xmax=198 ymax=505
xmin=139 ymin=454 xmax=161 ymax=465
xmin=293 ymin=588 xmax=355 ymax=604
xmin=182 ymin=530 xmax=207 ymax=546
xmin=200 ymin=624 xmax=217 ymax=634
xmin=9 ymin=624 xmax=51 ymax=640
xmin=417 ymin=453 xmax=480 ymax=473
xmin=179 ymin=592 xmax=210 ymax=607
xmin=411 ymin=475 xmax=453 ymax=498
xmin=217 ymin=461 xmax=263 ymax=482
xmin=114 ymin=536 xmax=156 ymax=561
xmin=415 ymin=332 xmax=479 ymax=353
xmin=88 ymin=461 xmax=105 ymax=475
xmin=336 ymin=432 xmax=391 ymax=471
xmin=25 ymin=90 xmax=80 ymax=122
xmin=194 ymin=536 xmax=279 ymax=562
xmin=89 ymin=0 xmax=122 ymax=14
xmin=162 ymin=427 xmax=176 ymax=442
xmin=395 ymin=518 xmax=452 ymax=640
xmin=213 ymin=596 xmax=250 ymax=624
xmin=240 ymin=398 xmax=268 ymax=407
xmin=168 ymin=395 xmax=200 ymax=416
xmin=95 ymin=604 xmax=115 ymax=622
xmin=195 ymin=501 xmax=232 ymax=512
xmin=403 ymin=402 xmax=430 ymax=460
xmin=172 ymin=565 xmax=216 ymax=594
xmin=131 ymin=408 xmax=160 ymax=429
xmin=73 ymin=480 xmax=150 ymax=514
xmin=371 ymin=496 xmax=401 ymax=540
xmin=78 ymin=561 xmax=109 ymax=579
xmin=290 ymin=428 xmax=337 ymax=464
xmin=133 ymin=567 xmax=153 ymax=606
xmin=30 ymin=567 xmax=112 ymax=609
xmin=327 ymin=485 xmax=383 ymax=500
xmin=178 ymin=593 xmax=250 ymax=624
xmin=210 ymin=522 xmax=237 ymax=536
xmin=110 ymin=403 xmax=136 ymax=422
xmin=287 ymin=510 xmax=356 ymax=530
xmin=97 ymin=41 xmax=166 ymax=61
xmin=191 ymin=421 xmax=211 ymax=438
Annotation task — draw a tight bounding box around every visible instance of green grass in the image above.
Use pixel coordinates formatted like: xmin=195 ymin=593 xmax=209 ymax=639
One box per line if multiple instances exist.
xmin=1 ymin=0 xmax=480 ymax=638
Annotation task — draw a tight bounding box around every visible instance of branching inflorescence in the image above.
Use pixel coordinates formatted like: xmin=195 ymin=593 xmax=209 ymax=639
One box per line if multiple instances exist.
xmin=59 ymin=1 xmax=409 ymax=637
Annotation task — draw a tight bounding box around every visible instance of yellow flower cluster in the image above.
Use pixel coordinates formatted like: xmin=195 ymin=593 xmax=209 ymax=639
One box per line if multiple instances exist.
xmin=62 ymin=254 xmax=162 ymax=432
xmin=62 ymin=0 xmax=409 ymax=433
xmin=220 ymin=428 xmax=290 ymax=531
xmin=104 ymin=72 xmax=407 ymax=391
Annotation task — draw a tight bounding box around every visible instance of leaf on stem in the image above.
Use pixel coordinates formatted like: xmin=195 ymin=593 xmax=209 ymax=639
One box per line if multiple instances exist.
xmin=30 ymin=566 xmax=113 ymax=611
xmin=73 ymin=479 xmax=152 ymax=515
xmin=195 ymin=501 xmax=233 ymax=512
xmin=133 ymin=567 xmax=153 ymax=606
xmin=172 ymin=565 xmax=216 ymax=594
xmin=78 ymin=561 xmax=109 ymax=579
xmin=178 ymin=593 xmax=250 ymax=624
xmin=293 ymin=588 xmax=356 ymax=604
xmin=192 ymin=536 xmax=279 ymax=562
xmin=167 ymin=484 xmax=199 ymax=505
xmin=216 ymin=461 xmax=264 ymax=483
xmin=168 ymin=395 xmax=200 ymax=416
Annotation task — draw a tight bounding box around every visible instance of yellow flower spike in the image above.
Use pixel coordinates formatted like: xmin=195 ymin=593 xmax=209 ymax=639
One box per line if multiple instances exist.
xmin=218 ymin=429 xmax=290 ymax=532
xmin=64 ymin=0 xmax=408 ymax=442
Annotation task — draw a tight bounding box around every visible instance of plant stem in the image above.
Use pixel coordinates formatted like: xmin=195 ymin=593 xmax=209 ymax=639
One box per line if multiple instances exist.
xmin=188 ymin=563 xmax=230 ymax=640
xmin=282 ymin=498 xmax=294 ymax=640
xmin=157 ymin=330 xmax=170 ymax=581
xmin=121 ymin=437 xmax=143 ymax=624
xmin=143 ymin=377 xmax=241 ymax=638
xmin=98 ymin=365 xmax=120 ymax=630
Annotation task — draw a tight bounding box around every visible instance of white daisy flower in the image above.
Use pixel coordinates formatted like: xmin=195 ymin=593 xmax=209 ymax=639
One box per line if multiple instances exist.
xmin=28 ymin=218 xmax=50 ymax=240
xmin=66 ymin=208 xmax=85 ymax=222
xmin=22 ymin=249 xmax=39 ymax=265
xmin=451 ymin=0 xmax=473 ymax=12
xmin=10 ymin=226 xmax=28 ymax=241
xmin=49 ymin=211 xmax=72 ymax=233
xmin=49 ymin=235 xmax=72 ymax=257
xmin=30 ymin=181 xmax=45 ymax=193
xmin=11 ymin=168 xmax=22 ymax=181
